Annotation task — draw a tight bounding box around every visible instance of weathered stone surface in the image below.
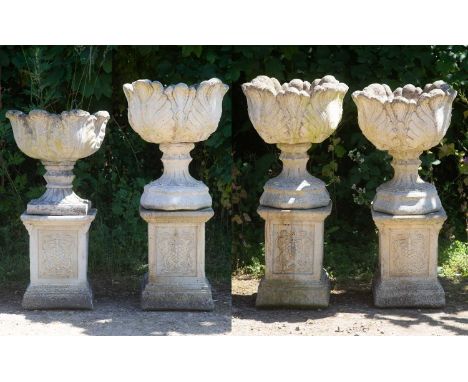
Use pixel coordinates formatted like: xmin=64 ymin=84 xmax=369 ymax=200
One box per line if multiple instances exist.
xmin=141 ymin=275 xmax=214 ymax=311
xmin=352 ymin=82 xmax=456 ymax=215
xmin=373 ymin=276 xmax=445 ymax=308
xmin=256 ymin=204 xmax=332 ymax=308
xmin=20 ymin=211 xmax=96 ymax=310
xmin=260 ymin=143 xmax=330 ymax=209
xmin=242 ymin=75 xmax=348 ymax=209
xmin=140 ymin=143 xmax=212 ymax=210
xmin=123 ymin=79 xmax=228 ymax=211
xmin=256 ymin=270 xmax=330 ymax=308
xmin=6 ymin=109 xmax=109 ymax=216
xmin=372 ymin=209 xmax=447 ymax=308
xmin=22 ymin=282 xmax=93 ymax=310
xmin=140 ymin=208 xmax=214 ymax=311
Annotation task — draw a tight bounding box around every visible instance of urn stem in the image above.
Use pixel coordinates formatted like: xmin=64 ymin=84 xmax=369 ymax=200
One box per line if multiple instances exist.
xmin=159 ymin=143 xmax=196 ymax=186
xmin=277 ymin=143 xmax=312 ymax=180
xmin=43 ymin=161 xmax=76 ymax=192
xmin=388 ymin=155 xmax=423 ymax=189
xmin=27 ymin=160 xmax=90 ymax=215
xmin=372 ymin=151 xmax=442 ymax=215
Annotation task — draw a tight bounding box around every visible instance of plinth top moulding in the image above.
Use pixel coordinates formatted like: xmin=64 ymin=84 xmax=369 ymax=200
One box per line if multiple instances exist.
xmin=6 ymin=109 xmax=109 ymax=162
xmin=123 ymin=78 xmax=229 ymax=143
xmin=242 ymin=75 xmax=348 ymax=144
xmin=352 ymin=81 xmax=457 ymax=159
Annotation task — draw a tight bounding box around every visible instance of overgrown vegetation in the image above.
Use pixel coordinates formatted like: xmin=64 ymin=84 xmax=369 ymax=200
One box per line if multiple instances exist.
xmin=0 ymin=46 xmax=466 ymax=285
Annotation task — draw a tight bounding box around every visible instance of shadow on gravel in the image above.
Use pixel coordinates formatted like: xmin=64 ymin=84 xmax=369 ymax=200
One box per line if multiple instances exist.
xmin=0 ymin=278 xmax=231 ymax=336
xmin=232 ymin=278 xmax=468 ymax=336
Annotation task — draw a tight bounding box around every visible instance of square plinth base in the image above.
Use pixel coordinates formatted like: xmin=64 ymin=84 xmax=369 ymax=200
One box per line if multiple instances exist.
xmin=139 ymin=207 xmax=214 ymax=311
xmin=257 ymin=204 xmax=332 ymax=309
xmin=141 ymin=276 xmax=214 ymax=311
xmin=22 ymin=282 xmax=93 ymax=310
xmin=20 ymin=211 xmax=96 ymax=310
xmin=256 ymin=270 xmax=331 ymax=308
xmin=373 ymin=276 xmax=445 ymax=308
xmin=372 ymin=208 xmax=447 ymax=308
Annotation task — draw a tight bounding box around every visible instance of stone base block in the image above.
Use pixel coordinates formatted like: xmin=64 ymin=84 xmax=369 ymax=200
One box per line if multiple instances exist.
xmin=141 ymin=276 xmax=214 ymax=311
xmin=373 ymin=276 xmax=445 ymax=308
xmin=256 ymin=270 xmax=330 ymax=308
xmin=20 ymin=211 xmax=96 ymax=310
xmin=140 ymin=207 xmax=214 ymax=311
xmin=22 ymin=282 xmax=93 ymax=310
xmin=372 ymin=208 xmax=447 ymax=308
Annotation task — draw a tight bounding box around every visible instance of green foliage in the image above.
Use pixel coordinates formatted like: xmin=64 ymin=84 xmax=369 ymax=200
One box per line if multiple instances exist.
xmin=440 ymin=240 xmax=468 ymax=280
xmin=232 ymin=46 xmax=468 ymax=280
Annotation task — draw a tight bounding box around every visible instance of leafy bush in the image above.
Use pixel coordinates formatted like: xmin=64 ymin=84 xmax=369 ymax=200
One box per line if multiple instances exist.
xmin=440 ymin=240 xmax=468 ymax=279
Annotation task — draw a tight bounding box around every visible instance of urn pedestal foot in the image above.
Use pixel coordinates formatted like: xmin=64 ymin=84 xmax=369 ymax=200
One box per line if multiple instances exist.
xmin=256 ymin=204 xmax=332 ymax=309
xmin=139 ymin=207 xmax=214 ymax=311
xmin=140 ymin=143 xmax=212 ymax=211
xmin=20 ymin=211 xmax=96 ymax=310
xmin=259 ymin=143 xmax=331 ymax=209
xmin=372 ymin=208 xmax=446 ymax=308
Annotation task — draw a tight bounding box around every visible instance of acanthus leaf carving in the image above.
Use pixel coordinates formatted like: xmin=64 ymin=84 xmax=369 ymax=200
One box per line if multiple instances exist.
xmin=352 ymin=81 xmax=456 ymax=215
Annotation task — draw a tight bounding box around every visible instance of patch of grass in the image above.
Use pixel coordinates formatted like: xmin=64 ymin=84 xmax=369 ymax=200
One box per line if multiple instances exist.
xmin=439 ymin=239 xmax=468 ymax=280
xmin=234 ymin=256 xmax=265 ymax=279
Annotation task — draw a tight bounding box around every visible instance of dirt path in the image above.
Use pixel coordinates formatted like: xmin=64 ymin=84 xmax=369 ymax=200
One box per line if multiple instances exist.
xmin=0 ymin=278 xmax=231 ymax=335
xmin=232 ymin=276 xmax=468 ymax=335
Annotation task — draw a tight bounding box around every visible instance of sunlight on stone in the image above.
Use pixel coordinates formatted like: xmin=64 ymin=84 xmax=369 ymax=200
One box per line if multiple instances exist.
xmin=296 ymin=180 xmax=310 ymax=191
xmin=95 ymin=318 xmax=112 ymax=324
xmin=200 ymin=321 xmax=215 ymax=327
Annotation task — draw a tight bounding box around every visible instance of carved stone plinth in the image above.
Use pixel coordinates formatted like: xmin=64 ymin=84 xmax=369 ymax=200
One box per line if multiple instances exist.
xmin=256 ymin=204 xmax=332 ymax=308
xmin=372 ymin=209 xmax=446 ymax=308
xmin=140 ymin=207 xmax=214 ymax=311
xmin=20 ymin=211 xmax=96 ymax=310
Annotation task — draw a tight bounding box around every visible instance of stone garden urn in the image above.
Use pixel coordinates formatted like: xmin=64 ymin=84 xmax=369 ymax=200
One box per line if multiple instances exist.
xmin=123 ymin=78 xmax=229 ymax=210
xmin=242 ymin=75 xmax=348 ymax=308
xmin=352 ymin=81 xmax=457 ymax=307
xmin=123 ymin=78 xmax=228 ymax=310
xmin=6 ymin=109 xmax=109 ymax=310
xmin=242 ymin=75 xmax=348 ymax=209
xmin=6 ymin=109 xmax=109 ymax=215
xmin=352 ymin=81 xmax=457 ymax=215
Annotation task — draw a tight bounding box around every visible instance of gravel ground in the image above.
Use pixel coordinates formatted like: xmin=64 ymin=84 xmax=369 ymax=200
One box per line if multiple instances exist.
xmin=0 ymin=278 xmax=231 ymax=335
xmin=232 ymin=276 xmax=468 ymax=336
xmin=2 ymin=276 xmax=466 ymax=336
